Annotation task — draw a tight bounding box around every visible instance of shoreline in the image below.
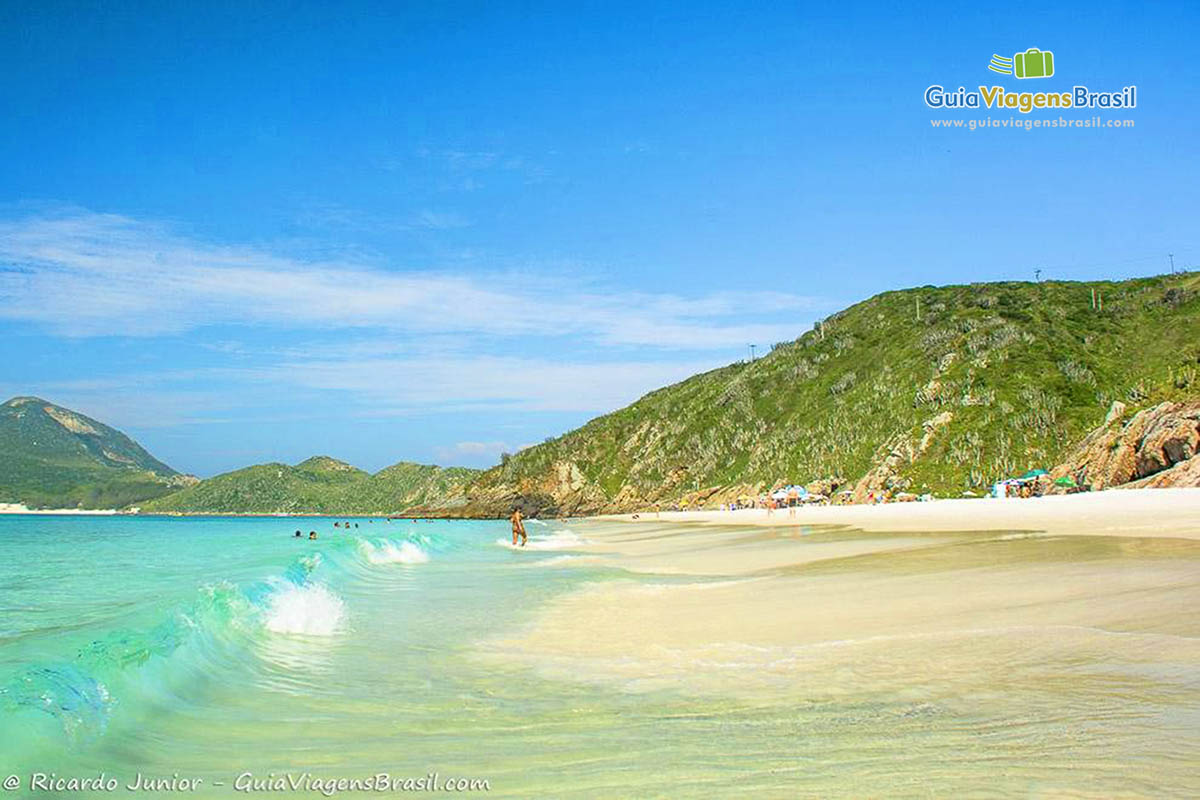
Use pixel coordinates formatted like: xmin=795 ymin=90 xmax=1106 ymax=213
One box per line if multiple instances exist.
xmin=596 ymin=487 xmax=1200 ymax=540
xmin=0 ymin=504 xmax=122 ymax=516
xmin=0 ymin=506 xmax=464 ymax=519
xmin=7 ymin=487 xmax=1199 ymax=535
xmin=490 ymin=488 xmax=1200 ymax=730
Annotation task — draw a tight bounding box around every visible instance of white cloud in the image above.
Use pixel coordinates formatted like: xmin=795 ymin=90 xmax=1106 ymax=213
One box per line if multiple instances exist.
xmin=433 ymin=440 xmax=511 ymax=465
xmin=0 ymin=208 xmax=833 ymax=449
xmin=0 ymin=210 xmax=824 ymax=347
xmin=4 ymin=338 xmax=722 ymax=426
xmin=258 ymin=354 xmax=721 ymax=413
xmin=433 ymin=439 xmax=542 ymax=468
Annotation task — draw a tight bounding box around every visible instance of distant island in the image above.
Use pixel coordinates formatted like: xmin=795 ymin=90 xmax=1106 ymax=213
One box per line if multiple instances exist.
xmin=4 ymin=273 xmax=1198 ymax=517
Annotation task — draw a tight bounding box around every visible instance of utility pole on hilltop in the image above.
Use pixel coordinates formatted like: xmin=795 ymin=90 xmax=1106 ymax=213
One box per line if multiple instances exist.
xmin=1035 ymin=268 xmax=1042 ymax=282
xmin=1169 ymin=253 xmax=1176 ymax=274
xmin=748 ymin=344 xmax=757 ymax=361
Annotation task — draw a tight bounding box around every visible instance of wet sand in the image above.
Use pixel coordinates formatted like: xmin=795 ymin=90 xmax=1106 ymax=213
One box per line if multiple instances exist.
xmin=487 ymin=489 xmax=1200 ymax=795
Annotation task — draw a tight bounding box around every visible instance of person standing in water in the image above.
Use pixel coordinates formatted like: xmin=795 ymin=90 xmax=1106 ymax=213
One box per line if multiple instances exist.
xmin=510 ymin=507 xmax=527 ymax=547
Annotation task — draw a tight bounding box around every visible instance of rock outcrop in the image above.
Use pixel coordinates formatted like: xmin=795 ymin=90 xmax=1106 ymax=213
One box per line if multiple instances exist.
xmin=1051 ymin=400 xmax=1200 ymax=489
xmin=1124 ymin=455 xmax=1200 ymax=488
xmin=851 ymin=411 xmax=953 ymax=501
xmin=436 ymin=459 xmax=612 ymax=518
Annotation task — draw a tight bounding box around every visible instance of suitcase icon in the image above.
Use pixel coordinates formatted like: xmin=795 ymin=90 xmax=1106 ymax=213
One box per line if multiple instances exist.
xmin=1014 ymin=48 xmax=1054 ymax=79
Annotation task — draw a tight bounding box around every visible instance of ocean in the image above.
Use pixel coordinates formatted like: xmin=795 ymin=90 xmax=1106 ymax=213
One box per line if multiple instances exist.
xmin=1 ymin=515 xmax=1197 ymax=798
xmin=0 ymin=515 xmax=601 ymax=796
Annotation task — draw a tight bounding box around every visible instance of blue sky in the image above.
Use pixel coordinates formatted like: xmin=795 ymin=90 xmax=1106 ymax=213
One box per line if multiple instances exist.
xmin=1 ymin=0 xmax=1197 ymax=476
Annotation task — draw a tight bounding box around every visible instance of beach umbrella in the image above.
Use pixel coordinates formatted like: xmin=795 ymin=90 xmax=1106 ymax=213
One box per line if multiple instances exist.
xmin=771 ymin=489 xmax=788 ymax=500
xmin=1023 ymin=469 xmax=1048 ymax=479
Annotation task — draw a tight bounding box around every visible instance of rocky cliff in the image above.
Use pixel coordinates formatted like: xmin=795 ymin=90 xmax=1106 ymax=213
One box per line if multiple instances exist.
xmin=1052 ymin=400 xmax=1200 ymax=490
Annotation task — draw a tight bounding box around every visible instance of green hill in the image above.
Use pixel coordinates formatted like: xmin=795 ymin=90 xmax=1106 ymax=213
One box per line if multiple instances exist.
xmin=12 ymin=273 xmax=1197 ymax=517
xmin=142 ymin=455 xmax=481 ymax=515
xmin=0 ymin=396 xmax=191 ymax=509
xmin=449 ymin=272 xmax=1200 ymax=515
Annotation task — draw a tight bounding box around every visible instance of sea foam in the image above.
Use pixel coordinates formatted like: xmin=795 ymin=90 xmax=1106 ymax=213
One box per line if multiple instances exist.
xmin=262 ymin=582 xmax=345 ymax=636
xmin=359 ymin=539 xmax=430 ymax=565
xmin=496 ymin=528 xmax=584 ymax=551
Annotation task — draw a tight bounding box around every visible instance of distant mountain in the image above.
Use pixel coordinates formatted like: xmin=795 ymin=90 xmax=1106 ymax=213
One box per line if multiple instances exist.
xmin=0 ymin=397 xmax=193 ymax=509
xmin=142 ymin=455 xmax=481 ymax=515
xmin=438 ymin=272 xmax=1200 ymax=516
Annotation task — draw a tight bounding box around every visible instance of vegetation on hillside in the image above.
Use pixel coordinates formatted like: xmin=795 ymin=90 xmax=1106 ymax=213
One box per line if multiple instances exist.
xmin=0 ymin=396 xmax=187 ymax=509
xmin=10 ymin=274 xmax=1198 ymax=516
xmin=460 ymin=273 xmax=1200 ymax=513
xmin=142 ymin=456 xmax=481 ymax=514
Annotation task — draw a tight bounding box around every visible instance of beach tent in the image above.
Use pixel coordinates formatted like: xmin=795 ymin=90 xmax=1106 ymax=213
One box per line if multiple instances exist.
xmin=771 ymin=489 xmax=789 ymax=500
xmin=1022 ymin=469 xmax=1048 ymax=479
xmin=1054 ymin=476 xmax=1077 ymax=487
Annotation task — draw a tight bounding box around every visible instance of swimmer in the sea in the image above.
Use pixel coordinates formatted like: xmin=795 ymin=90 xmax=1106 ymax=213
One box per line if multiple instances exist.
xmin=510 ymin=507 xmax=527 ymax=547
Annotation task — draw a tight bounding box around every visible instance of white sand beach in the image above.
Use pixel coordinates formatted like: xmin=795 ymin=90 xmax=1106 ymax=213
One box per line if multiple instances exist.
xmin=604 ymin=487 xmax=1200 ymax=540
xmin=484 ymin=487 xmax=1200 ymax=793
xmin=0 ymin=503 xmax=121 ymax=515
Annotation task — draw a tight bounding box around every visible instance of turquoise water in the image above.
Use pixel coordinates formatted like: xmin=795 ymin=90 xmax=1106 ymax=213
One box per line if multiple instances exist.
xmin=2 ymin=516 xmax=1198 ymax=798
xmin=0 ymin=517 xmax=558 ymax=790
xmin=0 ymin=516 xmax=618 ymax=796
xmin=1 ymin=515 xmax=806 ymax=798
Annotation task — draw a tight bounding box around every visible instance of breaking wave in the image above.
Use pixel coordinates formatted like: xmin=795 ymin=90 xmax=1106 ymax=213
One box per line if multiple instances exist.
xmin=496 ymin=528 xmax=585 ymax=551
xmin=262 ymin=581 xmax=346 ymax=635
xmin=358 ymin=538 xmax=430 ymax=565
xmin=0 ymin=550 xmax=346 ymax=742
